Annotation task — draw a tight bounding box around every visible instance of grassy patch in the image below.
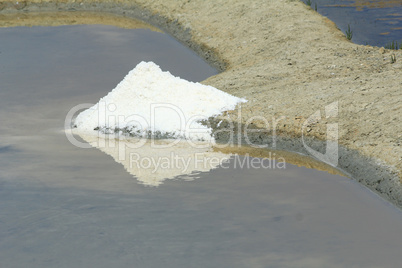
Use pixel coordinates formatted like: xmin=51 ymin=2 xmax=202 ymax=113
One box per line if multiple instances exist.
xmin=385 ymin=41 xmax=400 ymax=50
xmin=345 ymin=24 xmax=353 ymax=40
xmin=304 ymin=0 xmax=317 ymax=11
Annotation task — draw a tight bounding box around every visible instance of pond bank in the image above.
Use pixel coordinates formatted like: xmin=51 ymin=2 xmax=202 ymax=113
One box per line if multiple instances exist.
xmin=0 ymin=0 xmax=400 ymax=208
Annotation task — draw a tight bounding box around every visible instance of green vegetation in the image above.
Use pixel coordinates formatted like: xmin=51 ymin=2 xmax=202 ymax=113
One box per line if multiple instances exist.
xmin=304 ymin=0 xmax=317 ymax=11
xmin=385 ymin=41 xmax=400 ymax=50
xmin=345 ymin=24 xmax=353 ymax=40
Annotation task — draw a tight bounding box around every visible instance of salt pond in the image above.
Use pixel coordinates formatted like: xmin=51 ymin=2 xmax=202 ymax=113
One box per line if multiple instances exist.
xmin=0 ymin=16 xmax=402 ymax=268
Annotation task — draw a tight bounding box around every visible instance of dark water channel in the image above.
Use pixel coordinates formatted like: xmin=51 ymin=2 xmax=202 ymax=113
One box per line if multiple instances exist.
xmin=0 ymin=22 xmax=402 ymax=268
xmin=307 ymin=0 xmax=402 ymax=47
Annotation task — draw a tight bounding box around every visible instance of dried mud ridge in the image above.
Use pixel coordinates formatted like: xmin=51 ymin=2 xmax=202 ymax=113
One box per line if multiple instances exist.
xmin=0 ymin=0 xmax=401 ymax=208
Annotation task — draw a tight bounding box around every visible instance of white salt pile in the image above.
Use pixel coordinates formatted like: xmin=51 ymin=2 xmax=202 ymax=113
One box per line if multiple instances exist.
xmin=74 ymin=61 xmax=246 ymax=141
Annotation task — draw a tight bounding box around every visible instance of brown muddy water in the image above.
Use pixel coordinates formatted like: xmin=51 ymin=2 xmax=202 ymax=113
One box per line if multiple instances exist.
xmin=0 ymin=18 xmax=402 ymax=268
xmin=306 ymin=0 xmax=402 ymax=47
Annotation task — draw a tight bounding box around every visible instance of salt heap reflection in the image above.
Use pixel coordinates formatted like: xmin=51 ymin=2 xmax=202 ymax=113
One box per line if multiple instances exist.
xmin=72 ymin=61 xmax=246 ymax=185
xmin=76 ymin=132 xmax=231 ymax=186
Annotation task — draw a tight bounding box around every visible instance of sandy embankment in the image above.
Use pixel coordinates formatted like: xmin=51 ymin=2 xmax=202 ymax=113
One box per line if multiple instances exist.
xmin=0 ymin=0 xmax=400 ymax=207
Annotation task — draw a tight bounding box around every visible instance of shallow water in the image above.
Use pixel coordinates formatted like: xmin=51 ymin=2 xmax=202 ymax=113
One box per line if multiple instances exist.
xmin=309 ymin=0 xmax=402 ymax=46
xmin=1 ymin=21 xmax=402 ymax=268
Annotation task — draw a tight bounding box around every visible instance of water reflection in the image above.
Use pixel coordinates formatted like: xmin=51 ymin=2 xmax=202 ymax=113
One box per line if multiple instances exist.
xmin=75 ymin=131 xmax=231 ymax=186
xmin=0 ymin=21 xmax=218 ymax=192
xmin=331 ymin=0 xmax=402 ymax=10
xmin=0 ymin=11 xmax=162 ymax=31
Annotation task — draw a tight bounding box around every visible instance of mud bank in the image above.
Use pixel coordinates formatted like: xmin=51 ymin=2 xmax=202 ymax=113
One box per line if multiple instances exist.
xmin=0 ymin=0 xmax=400 ymax=208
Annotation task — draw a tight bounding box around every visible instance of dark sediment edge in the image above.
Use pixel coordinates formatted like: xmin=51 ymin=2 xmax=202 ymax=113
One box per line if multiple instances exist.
xmin=209 ymin=118 xmax=402 ymax=209
xmin=1 ymin=2 xmax=400 ymax=209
